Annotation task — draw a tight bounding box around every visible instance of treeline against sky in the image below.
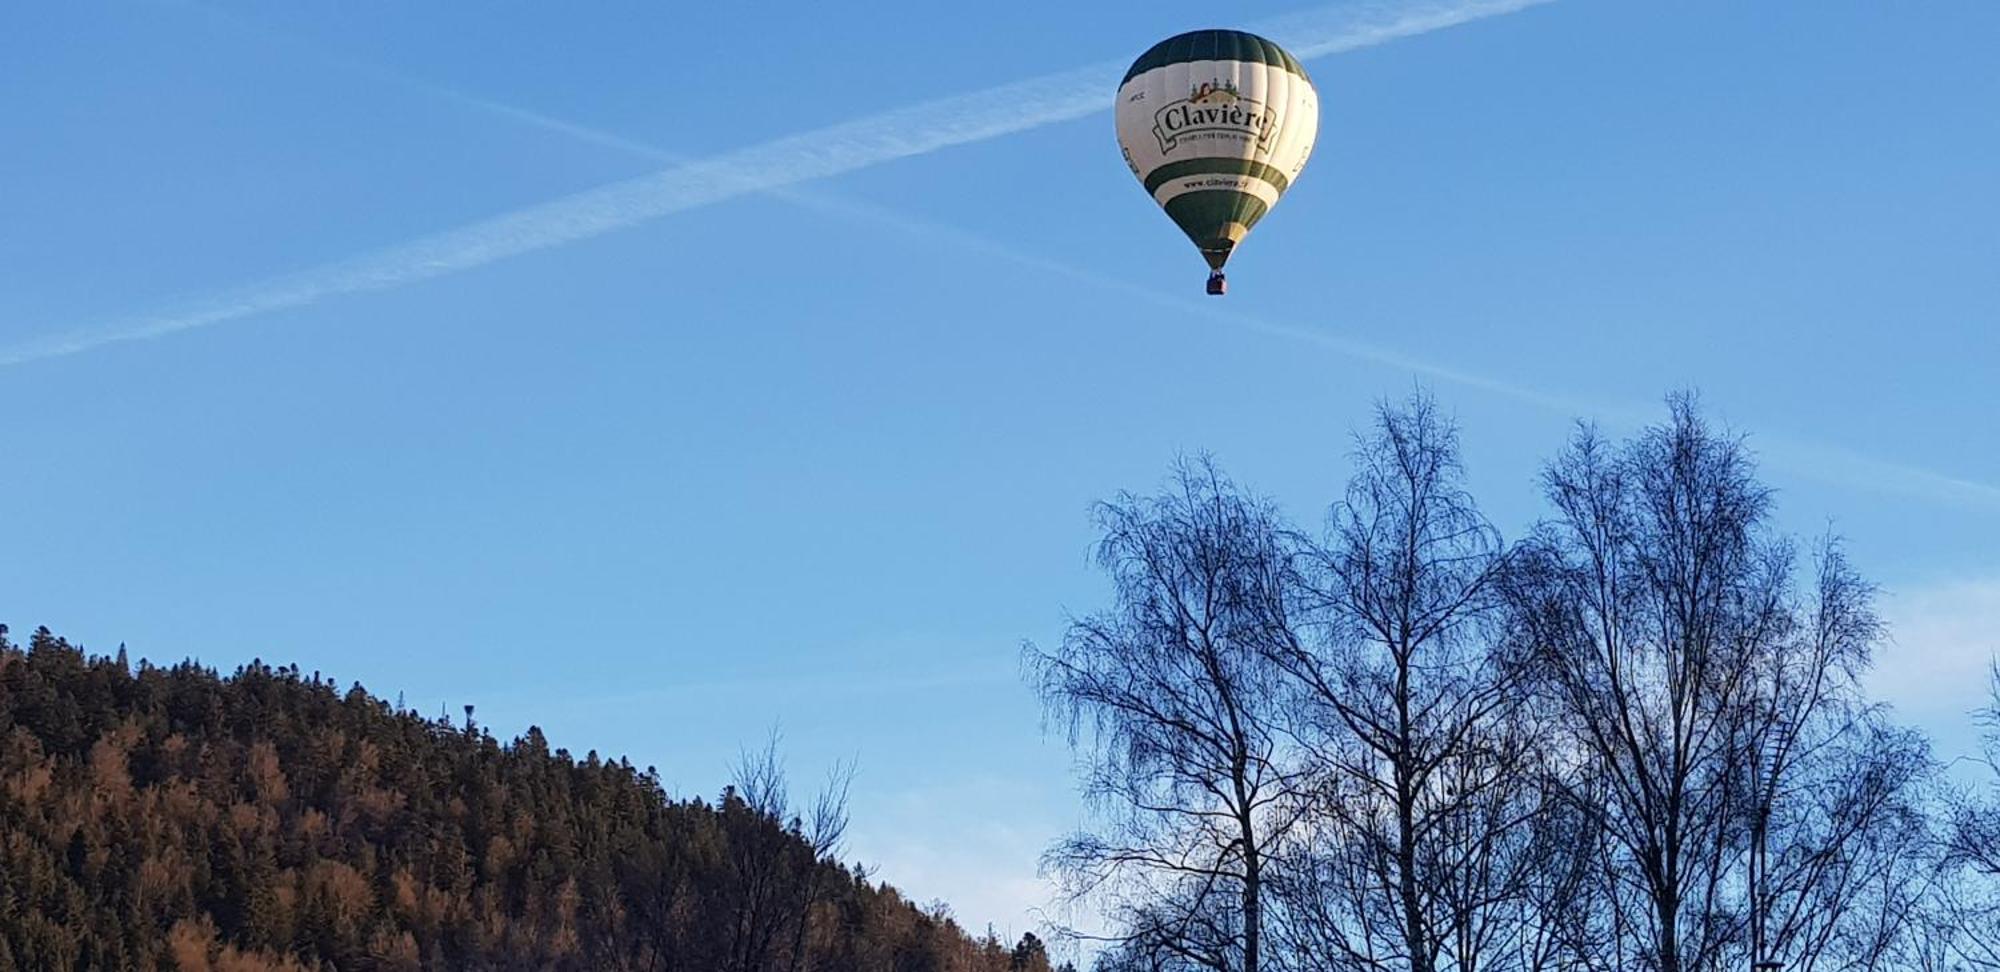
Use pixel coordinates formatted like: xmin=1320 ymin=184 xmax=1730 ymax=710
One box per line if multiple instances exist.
xmin=0 ymin=628 xmax=1067 ymax=972
xmin=1032 ymin=392 xmax=2000 ymax=972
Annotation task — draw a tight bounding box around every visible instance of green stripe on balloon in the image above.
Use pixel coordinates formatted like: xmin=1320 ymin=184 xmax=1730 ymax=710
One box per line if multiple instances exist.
xmin=1143 ymin=158 xmax=1292 ymax=196
xmin=1164 ymin=190 xmax=1271 ymax=254
xmin=1120 ymin=29 xmax=1311 ymax=87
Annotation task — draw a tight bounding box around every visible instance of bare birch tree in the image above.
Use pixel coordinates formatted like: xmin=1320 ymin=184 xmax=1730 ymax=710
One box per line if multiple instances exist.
xmin=1038 ymin=393 xmax=1936 ymax=972
xmin=1506 ymin=397 xmax=1929 ymax=972
xmin=1263 ymin=394 xmax=1541 ymax=972
xmin=1921 ymin=666 xmax=2000 ymax=971
xmin=1029 ymin=457 xmax=1303 ymax=972
xmin=1739 ymin=542 xmax=1932 ymax=972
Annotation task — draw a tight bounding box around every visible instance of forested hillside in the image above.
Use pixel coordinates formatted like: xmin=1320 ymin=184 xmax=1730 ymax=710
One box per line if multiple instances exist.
xmin=0 ymin=625 xmax=1063 ymax=972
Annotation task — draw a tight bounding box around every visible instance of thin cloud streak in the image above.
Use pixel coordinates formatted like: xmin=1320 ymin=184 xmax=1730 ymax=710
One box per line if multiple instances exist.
xmin=1265 ymin=0 xmax=1552 ymax=57
xmin=41 ymin=2 xmax=1998 ymax=516
xmin=173 ymin=50 xmax=2000 ymax=516
xmin=0 ymin=0 xmax=1549 ymax=367
xmin=319 ymin=30 xmax=1591 ymax=415
xmin=801 ymin=191 xmax=2000 ymax=513
xmin=1752 ymin=436 xmax=2000 ymax=513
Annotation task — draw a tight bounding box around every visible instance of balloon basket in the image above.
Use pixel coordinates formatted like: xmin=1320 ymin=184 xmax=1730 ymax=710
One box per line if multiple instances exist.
xmin=1205 ymin=272 xmax=1227 ymax=296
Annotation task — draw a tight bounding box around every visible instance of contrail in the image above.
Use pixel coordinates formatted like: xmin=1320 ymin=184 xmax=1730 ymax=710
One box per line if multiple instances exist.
xmin=282 ymin=4 xmax=1591 ymax=417
xmin=378 ymin=68 xmax=1599 ymax=417
xmin=0 ymin=0 xmax=1552 ymax=367
xmin=28 ymin=0 xmax=2000 ymax=515
xmin=333 ymin=40 xmax=1608 ymax=416
xmin=803 ymin=193 xmax=2000 ymax=514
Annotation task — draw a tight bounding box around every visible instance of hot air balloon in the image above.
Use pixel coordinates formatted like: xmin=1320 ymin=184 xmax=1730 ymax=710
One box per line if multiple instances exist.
xmin=1116 ymin=29 xmax=1318 ymax=295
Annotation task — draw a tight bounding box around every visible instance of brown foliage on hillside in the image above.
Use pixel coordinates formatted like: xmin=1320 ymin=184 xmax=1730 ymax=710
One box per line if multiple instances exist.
xmin=0 ymin=625 xmax=1060 ymax=972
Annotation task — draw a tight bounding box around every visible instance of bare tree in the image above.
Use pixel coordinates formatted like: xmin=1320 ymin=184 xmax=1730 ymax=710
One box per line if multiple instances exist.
xmin=1922 ymin=664 xmax=2000 ymax=971
xmin=1504 ymin=399 xmax=1777 ymax=972
xmin=787 ymin=759 xmax=854 ymax=972
xmin=1505 ymin=397 xmax=1929 ymax=972
xmin=1038 ymin=393 xmax=1939 ymax=972
xmin=723 ymin=731 xmax=855 ymax=972
xmin=1263 ymin=394 xmax=1539 ymax=972
xmin=1029 ymin=457 xmax=1303 ymax=972
xmin=1742 ymin=543 xmax=1933 ymax=972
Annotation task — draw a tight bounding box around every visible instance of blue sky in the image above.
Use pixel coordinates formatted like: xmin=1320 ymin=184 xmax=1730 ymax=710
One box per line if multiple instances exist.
xmin=5 ymin=0 xmax=1998 ymax=941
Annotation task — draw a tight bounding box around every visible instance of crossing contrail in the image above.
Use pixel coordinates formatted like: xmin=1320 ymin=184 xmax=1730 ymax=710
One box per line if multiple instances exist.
xmin=0 ymin=0 xmax=1553 ymax=367
xmin=396 ymin=88 xmax=2000 ymax=515
xmin=23 ymin=0 xmax=2000 ymax=515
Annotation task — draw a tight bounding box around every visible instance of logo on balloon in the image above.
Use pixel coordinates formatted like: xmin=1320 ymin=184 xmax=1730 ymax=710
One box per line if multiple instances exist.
xmin=1152 ymin=80 xmax=1278 ymax=154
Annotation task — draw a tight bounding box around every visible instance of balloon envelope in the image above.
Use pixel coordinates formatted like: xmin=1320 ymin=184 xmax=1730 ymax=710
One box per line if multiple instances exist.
xmin=1115 ymin=30 xmax=1318 ymax=275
